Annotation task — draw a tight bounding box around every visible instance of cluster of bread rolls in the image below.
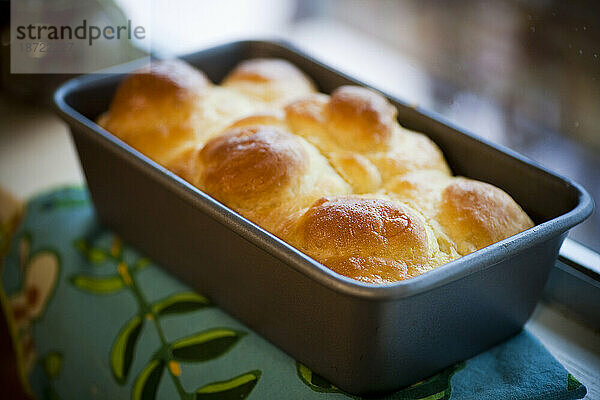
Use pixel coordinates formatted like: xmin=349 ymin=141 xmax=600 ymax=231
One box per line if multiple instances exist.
xmin=98 ymin=58 xmax=533 ymax=284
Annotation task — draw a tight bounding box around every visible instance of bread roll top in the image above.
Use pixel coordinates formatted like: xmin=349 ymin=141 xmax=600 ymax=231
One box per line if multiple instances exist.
xmin=99 ymin=57 xmax=534 ymax=284
xmin=283 ymin=196 xmax=447 ymax=284
xmin=326 ymin=86 xmax=397 ymax=151
xmin=222 ymin=58 xmax=316 ymax=105
xmin=195 ymin=122 xmax=351 ymax=233
xmin=98 ymin=59 xmax=275 ymax=166
xmin=97 ymin=59 xmax=210 ymax=165
xmin=200 ymin=125 xmax=309 ymax=205
xmin=285 ymin=86 xmax=451 ymax=191
xmin=437 ymin=178 xmax=534 ymax=255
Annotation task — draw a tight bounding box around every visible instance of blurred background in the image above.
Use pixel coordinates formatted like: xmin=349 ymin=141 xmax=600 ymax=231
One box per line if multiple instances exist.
xmin=1 ymin=0 xmax=598 ymax=247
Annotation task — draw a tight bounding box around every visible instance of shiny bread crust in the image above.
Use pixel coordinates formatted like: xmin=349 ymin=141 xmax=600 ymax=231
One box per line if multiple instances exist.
xmin=99 ymin=58 xmax=534 ymax=284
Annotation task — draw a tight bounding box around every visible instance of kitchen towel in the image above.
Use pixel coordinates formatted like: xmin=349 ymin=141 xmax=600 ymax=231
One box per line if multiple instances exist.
xmin=0 ymin=186 xmax=587 ymax=400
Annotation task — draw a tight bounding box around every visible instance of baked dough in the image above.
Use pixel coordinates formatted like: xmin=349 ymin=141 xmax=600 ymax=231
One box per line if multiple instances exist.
xmin=99 ymin=58 xmax=534 ymax=284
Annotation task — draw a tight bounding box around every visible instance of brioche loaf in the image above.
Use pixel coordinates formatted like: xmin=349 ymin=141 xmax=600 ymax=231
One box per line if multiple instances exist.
xmin=98 ymin=58 xmax=534 ymax=284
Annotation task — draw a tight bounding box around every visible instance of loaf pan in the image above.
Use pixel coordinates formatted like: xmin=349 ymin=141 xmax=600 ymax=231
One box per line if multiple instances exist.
xmin=53 ymin=40 xmax=593 ymax=395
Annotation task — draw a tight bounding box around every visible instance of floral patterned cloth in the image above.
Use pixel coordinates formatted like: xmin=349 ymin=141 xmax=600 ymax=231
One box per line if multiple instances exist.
xmin=0 ymin=187 xmax=588 ymax=400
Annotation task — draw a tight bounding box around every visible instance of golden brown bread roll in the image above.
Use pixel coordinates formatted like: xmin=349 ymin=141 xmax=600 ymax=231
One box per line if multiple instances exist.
xmin=328 ymin=151 xmax=382 ymax=194
xmin=99 ymin=57 xmax=534 ymax=284
xmin=179 ymin=122 xmax=351 ymax=233
xmin=98 ymin=59 xmax=272 ymax=166
xmin=285 ymin=86 xmax=451 ymax=192
xmin=385 ymin=170 xmax=453 ymax=216
xmin=326 ymin=86 xmax=397 ymax=152
xmin=386 ymin=172 xmax=534 ymax=256
xmin=281 ymin=196 xmax=451 ymax=284
xmin=222 ymin=58 xmax=316 ymax=105
xmin=97 ymin=59 xmax=210 ymax=165
xmin=437 ymin=178 xmax=534 ymax=255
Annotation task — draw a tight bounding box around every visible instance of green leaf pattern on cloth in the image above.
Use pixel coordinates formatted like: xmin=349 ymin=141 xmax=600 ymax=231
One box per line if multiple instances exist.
xmin=152 ymin=292 xmax=211 ymax=317
xmin=42 ymin=351 xmax=63 ymax=380
xmin=567 ymin=374 xmax=583 ymax=391
xmin=111 ymin=315 xmax=145 ymax=384
xmin=171 ymin=328 xmax=246 ymax=362
xmin=132 ymin=360 xmax=165 ymax=400
xmin=67 ymin=232 xmax=260 ymax=399
xmin=194 ymin=370 xmax=261 ymax=400
xmin=38 ymin=351 xmax=63 ymax=400
xmin=74 ymin=238 xmax=110 ymax=264
xmin=0 ymin=187 xmax=589 ymax=400
xmin=296 ymin=363 xmax=342 ymax=394
xmin=70 ymin=274 xmax=125 ymax=294
xmin=296 ymin=362 xmax=464 ymax=400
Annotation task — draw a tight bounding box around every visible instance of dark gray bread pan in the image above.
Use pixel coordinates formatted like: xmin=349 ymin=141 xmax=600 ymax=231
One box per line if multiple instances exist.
xmin=53 ymin=40 xmax=593 ymax=395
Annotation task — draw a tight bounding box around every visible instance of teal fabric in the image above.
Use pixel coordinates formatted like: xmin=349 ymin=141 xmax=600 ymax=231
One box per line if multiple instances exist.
xmin=0 ymin=187 xmax=587 ymax=400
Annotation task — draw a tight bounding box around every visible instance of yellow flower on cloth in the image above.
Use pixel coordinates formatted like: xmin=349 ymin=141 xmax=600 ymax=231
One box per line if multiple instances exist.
xmin=9 ymin=235 xmax=59 ymax=372
xmin=0 ymin=187 xmax=23 ymax=258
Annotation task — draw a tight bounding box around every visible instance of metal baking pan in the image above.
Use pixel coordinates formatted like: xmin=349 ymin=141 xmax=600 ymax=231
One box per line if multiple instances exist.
xmin=53 ymin=40 xmax=593 ymax=395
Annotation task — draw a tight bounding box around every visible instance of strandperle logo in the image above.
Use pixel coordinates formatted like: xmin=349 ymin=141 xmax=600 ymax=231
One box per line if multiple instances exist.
xmin=11 ymin=0 xmax=151 ymax=74
xmin=15 ymin=19 xmax=146 ymax=46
